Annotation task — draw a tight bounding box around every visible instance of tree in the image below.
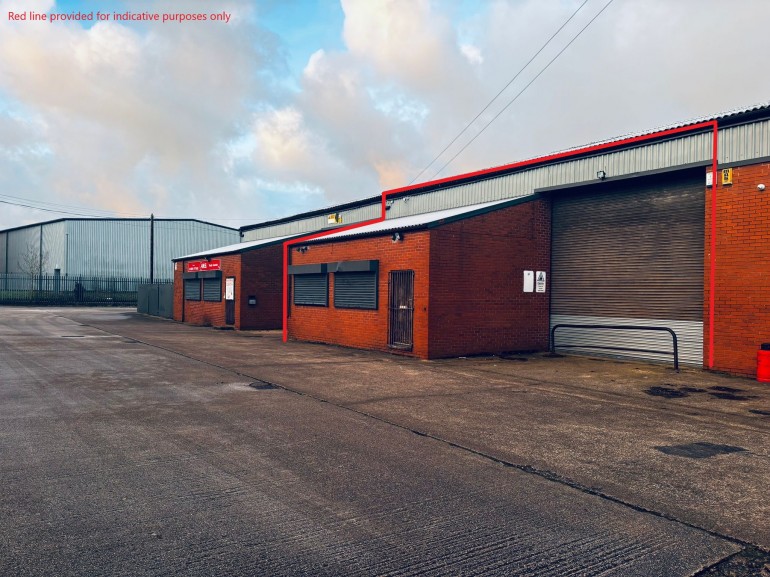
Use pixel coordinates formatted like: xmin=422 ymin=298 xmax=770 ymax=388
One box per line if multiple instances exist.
xmin=17 ymin=243 xmax=50 ymax=287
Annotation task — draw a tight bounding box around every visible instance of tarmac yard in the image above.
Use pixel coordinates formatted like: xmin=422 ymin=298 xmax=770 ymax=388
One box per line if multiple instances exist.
xmin=1 ymin=308 xmax=769 ymax=576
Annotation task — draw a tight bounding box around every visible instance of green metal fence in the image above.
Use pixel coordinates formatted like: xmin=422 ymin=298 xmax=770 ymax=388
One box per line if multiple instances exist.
xmin=0 ymin=273 xmax=172 ymax=306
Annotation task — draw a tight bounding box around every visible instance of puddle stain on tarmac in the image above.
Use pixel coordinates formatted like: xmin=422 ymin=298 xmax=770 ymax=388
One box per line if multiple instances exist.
xmin=249 ymin=382 xmax=279 ymax=390
xmin=645 ymin=385 xmax=757 ymax=402
xmin=655 ymin=442 xmax=747 ymax=459
xmin=646 ymin=386 xmax=689 ymax=398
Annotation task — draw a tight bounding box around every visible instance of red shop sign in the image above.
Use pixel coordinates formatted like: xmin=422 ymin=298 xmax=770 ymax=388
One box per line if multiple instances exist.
xmin=187 ymin=259 xmax=221 ymax=272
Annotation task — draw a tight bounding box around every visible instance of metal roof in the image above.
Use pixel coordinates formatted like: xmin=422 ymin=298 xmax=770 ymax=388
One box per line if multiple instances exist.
xmin=531 ymin=99 xmax=770 ymax=159
xmin=240 ymin=195 xmax=381 ymax=232
xmin=385 ymin=100 xmax=770 ymax=198
xmin=0 ymin=217 xmax=238 ymax=235
xmin=174 ymin=234 xmax=296 ymax=261
xmin=304 ymin=197 xmax=527 ymax=243
xmin=240 ymin=100 xmax=770 ymax=234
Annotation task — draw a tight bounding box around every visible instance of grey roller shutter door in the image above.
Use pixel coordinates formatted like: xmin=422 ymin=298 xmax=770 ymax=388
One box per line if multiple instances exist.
xmin=294 ymin=273 xmax=328 ymax=306
xmin=334 ymin=272 xmax=377 ymax=309
xmin=550 ymin=170 xmax=704 ymax=364
xmin=184 ymin=279 xmax=200 ymax=301
xmin=202 ymin=277 xmax=221 ymax=302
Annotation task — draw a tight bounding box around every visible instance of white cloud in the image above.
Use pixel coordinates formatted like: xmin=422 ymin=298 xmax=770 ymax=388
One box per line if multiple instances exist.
xmin=460 ymin=43 xmax=483 ymax=65
xmin=1 ymin=0 xmax=770 ymax=231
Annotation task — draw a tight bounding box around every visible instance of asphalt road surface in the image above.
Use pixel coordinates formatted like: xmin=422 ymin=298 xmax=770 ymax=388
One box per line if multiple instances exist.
xmin=0 ymin=308 xmax=760 ymax=576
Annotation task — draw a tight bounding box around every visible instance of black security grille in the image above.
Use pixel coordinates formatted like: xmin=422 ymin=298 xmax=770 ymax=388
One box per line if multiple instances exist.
xmin=202 ymin=277 xmax=221 ymax=302
xmin=334 ymin=272 xmax=377 ymax=309
xmin=388 ymin=270 xmax=414 ymax=350
xmin=294 ymin=273 xmax=328 ymax=306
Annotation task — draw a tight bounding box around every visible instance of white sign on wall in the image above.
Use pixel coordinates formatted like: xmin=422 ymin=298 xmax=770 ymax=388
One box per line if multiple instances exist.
xmin=536 ymin=271 xmax=547 ymax=293
xmin=225 ymin=277 xmax=235 ymax=301
xmin=523 ymin=270 xmax=534 ymax=293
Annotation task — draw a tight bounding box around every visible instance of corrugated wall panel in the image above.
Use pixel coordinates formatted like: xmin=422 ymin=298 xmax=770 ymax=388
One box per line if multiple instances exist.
xmin=48 ymin=219 xmax=239 ymax=280
xmin=42 ymin=221 xmax=66 ymax=274
xmin=0 ymin=233 xmax=6 ymax=273
xmin=550 ymin=314 xmax=702 ymax=366
xmin=387 ymin=132 xmax=713 ymax=218
xmin=155 ymin=221 xmax=238 ymax=280
xmin=241 ymin=119 xmax=766 ymax=239
xmin=67 ymin=220 xmax=151 ymax=278
xmin=242 ymin=203 xmax=380 ymax=241
xmin=720 ymin=119 xmax=770 ymax=164
xmin=5 ymin=226 xmax=42 ymax=274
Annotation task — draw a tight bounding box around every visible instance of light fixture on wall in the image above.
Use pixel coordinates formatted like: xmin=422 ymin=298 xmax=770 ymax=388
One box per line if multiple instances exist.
xmin=596 ymin=170 xmax=607 ymax=180
xmin=759 ymin=184 xmax=766 ymax=191
xmin=296 ymin=246 xmax=309 ymax=253
xmin=392 ymin=232 xmax=403 ymax=243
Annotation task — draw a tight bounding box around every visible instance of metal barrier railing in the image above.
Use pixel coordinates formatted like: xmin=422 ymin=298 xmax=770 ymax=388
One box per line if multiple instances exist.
xmin=550 ymin=324 xmax=679 ymax=372
xmin=0 ymin=273 xmax=171 ymax=306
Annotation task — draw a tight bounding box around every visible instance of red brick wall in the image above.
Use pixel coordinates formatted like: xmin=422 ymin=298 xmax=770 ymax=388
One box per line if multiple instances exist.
xmin=287 ymin=199 xmax=549 ymax=359
xmin=428 ymin=199 xmax=551 ymax=357
xmin=239 ymin=245 xmax=284 ymax=330
xmin=287 ymin=231 xmax=431 ymax=357
xmin=705 ymin=161 xmax=770 ymax=376
xmin=173 ymin=254 xmax=240 ymax=328
xmin=172 ymin=245 xmax=285 ymax=330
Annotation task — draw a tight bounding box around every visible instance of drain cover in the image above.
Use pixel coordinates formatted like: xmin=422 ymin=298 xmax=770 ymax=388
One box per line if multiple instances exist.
xmin=655 ymin=442 xmax=747 ymax=459
xmin=249 ymin=382 xmax=278 ymax=390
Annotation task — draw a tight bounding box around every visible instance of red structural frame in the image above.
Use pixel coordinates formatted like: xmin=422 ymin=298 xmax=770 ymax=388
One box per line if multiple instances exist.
xmin=283 ymin=121 xmax=720 ymax=368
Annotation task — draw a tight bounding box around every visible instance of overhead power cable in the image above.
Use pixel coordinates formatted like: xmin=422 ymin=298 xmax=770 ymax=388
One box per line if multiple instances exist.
xmin=429 ymin=0 xmax=616 ymax=180
xmin=409 ymin=0 xmax=590 ymax=185
xmin=0 ymin=193 xmax=146 ymax=219
xmin=0 ymin=198 xmax=113 ymax=218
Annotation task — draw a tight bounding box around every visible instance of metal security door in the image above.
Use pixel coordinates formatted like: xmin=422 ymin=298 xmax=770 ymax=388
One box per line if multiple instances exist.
xmin=550 ymin=170 xmax=704 ymax=365
xmin=388 ymin=270 xmax=414 ymax=350
xmin=225 ymin=277 xmax=235 ymax=325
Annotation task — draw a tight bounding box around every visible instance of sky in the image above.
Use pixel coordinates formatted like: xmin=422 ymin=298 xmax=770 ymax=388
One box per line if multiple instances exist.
xmin=1 ymin=0 xmax=769 ymax=231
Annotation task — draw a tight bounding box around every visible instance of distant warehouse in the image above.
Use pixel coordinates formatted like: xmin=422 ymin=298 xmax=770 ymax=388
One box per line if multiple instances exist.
xmin=0 ymin=218 xmax=239 ymax=280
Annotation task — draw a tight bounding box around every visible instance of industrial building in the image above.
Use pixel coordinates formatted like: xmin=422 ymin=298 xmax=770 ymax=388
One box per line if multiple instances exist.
xmin=287 ymin=197 xmax=549 ymax=358
xmin=0 ymin=218 xmax=239 ymax=280
xmin=175 ymin=101 xmax=770 ymax=379
xmin=172 ymin=235 xmax=290 ymax=330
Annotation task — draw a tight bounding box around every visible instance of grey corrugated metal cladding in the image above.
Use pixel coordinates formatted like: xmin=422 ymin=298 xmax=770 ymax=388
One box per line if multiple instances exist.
xmin=0 ymin=219 xmax=238 ymax=279
xmin=241 ymin=113 xmax=770 ymax=236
